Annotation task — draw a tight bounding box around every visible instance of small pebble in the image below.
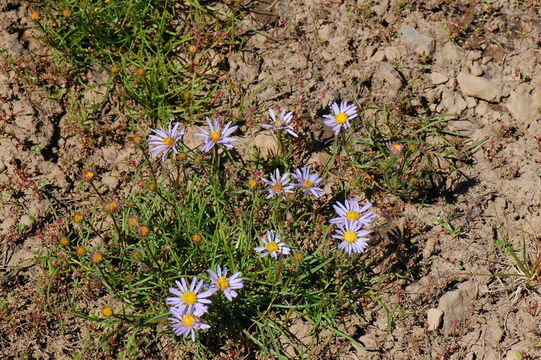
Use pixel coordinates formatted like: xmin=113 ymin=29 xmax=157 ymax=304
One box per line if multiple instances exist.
xmin=20 ymin=214 xmax=34 ymax=227
xmin=427 ymin=308 xmax=443 ymax=330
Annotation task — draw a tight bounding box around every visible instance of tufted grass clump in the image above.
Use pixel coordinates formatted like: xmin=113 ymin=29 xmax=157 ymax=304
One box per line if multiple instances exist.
xmin=34 ymin=0 xmax=238 ymax=121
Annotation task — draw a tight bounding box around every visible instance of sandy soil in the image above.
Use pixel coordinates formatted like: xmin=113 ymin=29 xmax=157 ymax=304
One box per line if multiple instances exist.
xmin=1 ymin=0 xmax=541 ymax=359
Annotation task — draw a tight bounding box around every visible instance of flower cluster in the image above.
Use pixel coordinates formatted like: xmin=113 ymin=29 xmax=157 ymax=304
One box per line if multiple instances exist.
xmin=329 ymin=199 xmax=376 ymax=254
xmin=167 ymin=266 xmax=243 ymax=341
xmin=148 ymin=118 xmax=239 ymax=161
xmin=262 ymin=166 xmax=324 ymax=199
xmin=148 ymin=101 xmax=358 ymax=162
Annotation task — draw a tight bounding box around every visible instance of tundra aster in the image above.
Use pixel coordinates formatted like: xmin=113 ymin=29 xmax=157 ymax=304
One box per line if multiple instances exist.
xmin=148 ymin=122 xmax=185 ymax=161
xmin=254 ymin=230 xmax=290 ymax=258
xmin=195 ymin=117 xmax=238 ymax=152
xmin=332 ymin=221 xmax=370 ymax=254
xmin=323 ymin=101 xmax=358 ymax=135
xmin=261 ymin=108 xmax=298 ymax=137
xmin=329 ymin=199 xmax=376 ymax=227
xmin=207 ymin=265 xmax=243 ymax=301
xmin=166 ymin=277 xmax=214 ymax=317
xmin=168 ymin=306 xmax=210 ymax=341
xmin=292 ymin=166 xmax=324 ymax=198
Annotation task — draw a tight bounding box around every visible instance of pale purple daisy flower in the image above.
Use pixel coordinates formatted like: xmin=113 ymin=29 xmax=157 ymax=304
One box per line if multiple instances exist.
xmin=323 ymin=100 xmax=358 ymax=135
xmin=148 ymin=122 xmax=185 ymax=161
xmin=207 ymin=265 xmax=243 ymax=301
xmin=329 ymin=199 xmax=376 ymax=226
xmin=261 ymin=169 xmax=295 ymax=199
xmin=195 ymin=117 xmax=238 ymax=152
xmin=389 ymin=142 xmax=404 ymax=155
xmin=332 ymin=221 xmax=370 ymax=254
xmin=292 ymin=166 xmax=324 ymax=198
xmin=168 ymin=306 xmax=210 ymax=341
xmin=261 ymin=109 xmax=298 ymax=137
xmin=254 ymin=230 xmax=290 ymax=258
xmin=166 ymin=277 xmax=214 ymax=317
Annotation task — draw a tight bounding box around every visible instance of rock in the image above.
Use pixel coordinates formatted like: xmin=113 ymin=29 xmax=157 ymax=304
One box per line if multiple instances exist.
xmin=20 ymin=214 xmax=34 ymax=227
xmin=505 ymin=85 xmax=541 ymax=126
xmin=470 ymin=62 xmax=484 ymax=76
xmin=101 ymin=175 xmax=119 ymax=189
xmin=372 ymin=62 xmax=403 ymax=98
xmin=252 ymin=132 xmax=278 ymax=158
xmin=307 ymin=151 xmax=330 ymax=167
xmin=358 ymin=333 xmax=377 ymax=348
xmin=427 ymin=308 xmax=443 ymax=330
xmin=384 ymin=46 xmax=401 ymax=61
xmin=438 ymin=281 xmax=477 ymax=333
xmin=505 ymin=341 xmax=531 ymax=360
xmin=465 ymin=96 xmax=477 ymax=108
xmin=475 ymin=101 xmax=490 ymax=116
xmin=286 ymin=53 xmax=308 ymax=70
xmin=400 ymin=25 xmax=435 ymax=56
xmin=456 ymin=72 xmax=501 ymax=102
xmin=438 ymin=87 xmax=467 ymax=115
xmin=371 ymin=50 xmax=386 ymax=62
xmin=318 ymin=24 xmax=334 ymax=42
xmin=436 ymin=42 xmax=461 ymax=65
xmin=430 ymin=72 xmax=448 ymax=85
xmin=364 ymin=45 xmax=376 ymax=59
xmin=371 ymin=0 xmax=389 ymax=16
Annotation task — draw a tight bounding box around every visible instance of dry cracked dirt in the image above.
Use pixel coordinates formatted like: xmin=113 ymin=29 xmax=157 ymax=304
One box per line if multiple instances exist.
xmin=1 ymin=0 xmax=541 ymax=359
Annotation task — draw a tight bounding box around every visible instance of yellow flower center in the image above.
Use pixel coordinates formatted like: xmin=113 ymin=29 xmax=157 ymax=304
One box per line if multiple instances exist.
xmin=163 ymin=137 xmax=175 ymax=147
xmin=248 ymin=178 xmax=257 ymax=189
xmin=274 ymin=120 xmax=282 ymax=128
xmin=266 ymin=241 xmax=279 ymax=253
xmin=343 ymin=230 xmax=357 ymax=243
xmin=210 ymin=131 xmax=221 ymax=143
xmin=182 ymin=291 xmax=197 ymax=305
xmin=271 ymin=183 xmax=283 ymax=192
xmin=335 ymin=112 xmax=348 ymax=124
xmin=182 ymin=314 xmax=195 ymax=328
xmin=216 ymin=277 xmax=230 ymax=291
xmin=302 ymin=180 xmax=313 ymax=188
xmin=345 ymin=210 xmax=360 ymax=221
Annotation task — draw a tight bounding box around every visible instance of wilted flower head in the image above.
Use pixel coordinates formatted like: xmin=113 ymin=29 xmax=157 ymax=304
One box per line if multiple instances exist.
xmin=292 ymin=166 xmax=324 ymax=198
xmin=323 ymin=101 xmax=358 ymax=135
xmin=166 ymin=277 xmax=214 ymax=316
xmin=261 ymin=109 xmax=298 ymax=137
xmin=254 ymin=230 xmax=290 ymax=258
xmin=389 ymin=142 xmax=404 ymax=155
xmin=148 ymin=122 xmax=185 ymax=161
xmin=168 ymin=306 xmax=210 ymax=341
xmin=195 ymin=118 xmax=238 ymax=152
xmin=329 ymin=199 xmax=376 ymax=227
xmin=207 ymin=265 xmax=243 ymax=301
xmin=332 ymin=221 xmax=370 ymax=254
xmin=261 ymin=169 xmax=294 ymax=199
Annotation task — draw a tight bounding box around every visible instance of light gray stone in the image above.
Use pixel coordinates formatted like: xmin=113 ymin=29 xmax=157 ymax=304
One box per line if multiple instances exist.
xmin=372 ymin=62 xmax=403 ymax=98
xmin=401 ymin=25 xmax=435 ymax=56
xmin=427 ymin=308 xmax=443 ymax=330
xmin=385 ymin=46 xmax=401 ymax=61
xmin=20 ymin=214 xmax=34 ymax=227
xmin=438 ymin=281 xmax=478 ymax=333
xmin=439 ymin=87 xmax=467 ymax=115
xmin=430 ymin=72 xmax=448 ymax=85
xmin=371 ymin=50 xmax=386 ymax=62
xmin=506 ymin=85 xmax=541 ymax=126
xmin=457 ymin=72 xmax=501 ymax=102
xmin=470 ymin=62 xmax=484 ymax=76
xmin=101 ymin=175 xmax=119 ymax=189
